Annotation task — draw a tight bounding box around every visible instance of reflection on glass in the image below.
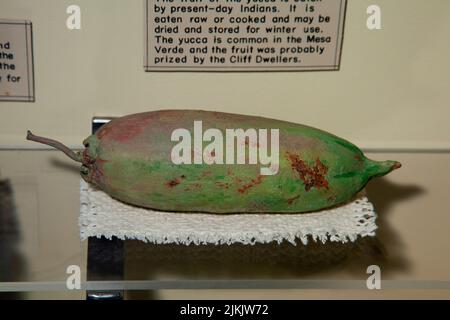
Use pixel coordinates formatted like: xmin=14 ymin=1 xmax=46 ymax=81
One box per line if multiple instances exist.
xmin=0 ymin=178 xmax=26 ymax=299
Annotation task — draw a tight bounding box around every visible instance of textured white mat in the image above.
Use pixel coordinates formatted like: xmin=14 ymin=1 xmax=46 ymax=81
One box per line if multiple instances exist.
xmin=79 ymin=180 xmax=377 ymax=245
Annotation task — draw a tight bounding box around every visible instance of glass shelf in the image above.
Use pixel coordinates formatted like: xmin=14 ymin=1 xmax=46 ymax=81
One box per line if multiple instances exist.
xmin=1 ymin=150 xmax=450 ymax=299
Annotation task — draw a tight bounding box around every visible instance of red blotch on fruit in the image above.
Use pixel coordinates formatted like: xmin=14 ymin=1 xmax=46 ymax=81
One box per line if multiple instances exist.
xmin=286 ymin=152 xmax=329 ymax=191
xmin=237 ymin=175 xmax=264 ymax=194
xmin=166 ymin=178 xmax=181 ymax=188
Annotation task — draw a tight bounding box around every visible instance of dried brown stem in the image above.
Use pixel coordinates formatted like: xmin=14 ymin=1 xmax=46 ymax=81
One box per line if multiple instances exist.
xmin=26 ymin=130 xmax=82 ymax=163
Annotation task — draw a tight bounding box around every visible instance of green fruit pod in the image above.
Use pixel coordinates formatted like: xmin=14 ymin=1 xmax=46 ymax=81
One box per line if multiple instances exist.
xmin=27 ymin=110 xmax=401 ymax=213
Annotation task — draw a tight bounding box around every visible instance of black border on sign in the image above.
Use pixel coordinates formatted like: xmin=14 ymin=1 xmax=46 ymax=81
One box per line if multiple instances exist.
xmin=0 ymin=21 xmax=35 ymax=102
xmin=144 ymin=0 xmax=347 ymax=72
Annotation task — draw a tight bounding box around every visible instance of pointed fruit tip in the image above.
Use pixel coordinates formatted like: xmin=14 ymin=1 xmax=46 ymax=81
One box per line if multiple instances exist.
xmin=392 ymin=161 xmax=402 ymax=170
xmin=365 ymin=159 xmax=402 ymax=179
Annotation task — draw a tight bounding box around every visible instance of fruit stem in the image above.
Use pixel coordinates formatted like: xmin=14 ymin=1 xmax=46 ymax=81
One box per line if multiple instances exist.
xmin=26 ymin=130 xmax=82 ymax=163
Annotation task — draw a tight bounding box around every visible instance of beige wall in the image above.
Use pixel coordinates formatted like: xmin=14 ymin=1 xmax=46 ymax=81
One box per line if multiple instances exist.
xmin=1 ymin=0 xmax=449 ymax=150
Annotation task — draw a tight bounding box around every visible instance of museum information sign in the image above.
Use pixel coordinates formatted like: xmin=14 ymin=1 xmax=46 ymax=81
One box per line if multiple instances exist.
xmin=145 ymin=0 xmax=346 ymax=71
xmin=0 ymin=19 xmax=34 ymax=102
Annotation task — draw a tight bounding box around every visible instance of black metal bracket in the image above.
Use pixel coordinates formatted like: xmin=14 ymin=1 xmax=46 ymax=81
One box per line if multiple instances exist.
xmin=86 ymin=118 xmax=124 ymax=300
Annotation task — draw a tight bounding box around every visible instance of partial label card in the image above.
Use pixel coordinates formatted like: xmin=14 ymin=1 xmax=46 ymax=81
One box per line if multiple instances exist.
xmin=0 ymin=19 xmax=34 ymax=102
xmin=145 ymin=0 xmax=346 ymax=72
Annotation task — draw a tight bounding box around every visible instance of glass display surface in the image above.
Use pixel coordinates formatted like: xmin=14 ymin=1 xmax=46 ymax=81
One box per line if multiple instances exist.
xmin=1 ymin=150 xmax=449 ymax=299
